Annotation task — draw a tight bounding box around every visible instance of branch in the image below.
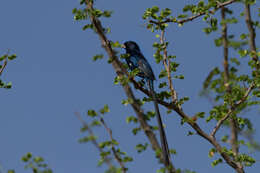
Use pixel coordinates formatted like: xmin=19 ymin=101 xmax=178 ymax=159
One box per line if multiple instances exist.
xmin=0 ymin=57 xmax=8 ymax=76
xmin=100 ymin=117 xmax=127 ymax=173
xmin=130 ymin=79 xmax=242 ymax=171
xmin=211 ymin=83 xmax=255 ymax=137
xmin=222 ymin=8 xmax=229 ymax=89
xmin=131 ymin=60 xmax=244 ymax=171
xmin=221 ymin=7 xmax=240 ymax=158
xmin=166 ymin=102 xmax=241 ymax=171
xmin=160 ymin=30 xmax=178 ymax=103
xmin=75 ymin=112 xmax=114 ymax=168
xmin=84 ymin=1 xmax=176 ymax=171
xmin=149 ymin=0 xmax=237 ymax=25
xmin=244 ymin=4 xmax=259 ymax=63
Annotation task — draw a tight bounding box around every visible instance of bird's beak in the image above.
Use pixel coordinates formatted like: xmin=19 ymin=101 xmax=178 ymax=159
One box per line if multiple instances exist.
xmin=121 ymin=44 xmax=126 ymax=49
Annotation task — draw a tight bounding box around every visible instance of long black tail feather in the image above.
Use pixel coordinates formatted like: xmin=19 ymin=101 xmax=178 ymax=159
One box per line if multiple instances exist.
xmin=148 ymin=80 xmax=171 ymax=167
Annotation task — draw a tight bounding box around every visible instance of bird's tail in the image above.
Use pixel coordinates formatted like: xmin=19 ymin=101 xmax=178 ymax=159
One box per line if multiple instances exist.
xmin=148 ymin=80 xmax=171 ymax=167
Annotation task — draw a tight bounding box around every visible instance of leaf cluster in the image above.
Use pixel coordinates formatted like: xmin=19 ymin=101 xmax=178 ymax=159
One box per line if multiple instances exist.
xmin=0 ymin=53 xmax=17 ymax=89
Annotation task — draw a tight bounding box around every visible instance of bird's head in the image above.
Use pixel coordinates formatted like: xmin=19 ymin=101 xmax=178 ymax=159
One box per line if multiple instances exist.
xmin=122 ymin=41 xmax=141 ymax=53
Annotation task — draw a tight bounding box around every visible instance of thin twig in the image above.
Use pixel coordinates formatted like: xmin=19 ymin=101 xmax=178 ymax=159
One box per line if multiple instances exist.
xmin=100 ymin=118 xmax=127 ymax=173
xmin=74 ymin=112 xmax=114 ymax=168
xmin=244 ymin=3 xmax=259 ymax=69
xmin=221 ymin=6 xmax=240 ymax=158
xmin=222 ymin=7 xmax=229 ymax=89
xmin=211 ymin=83 xmax=255 ymax=137
xmin=149 ymin=0 xmax=237 ymax=25
xmin=0 ymin=57 xmax=8 ymax=76
xmin=160 ymin=30 xmax=177 ymax=103
xmin=221 ymin=8 xmax=242 ymax=172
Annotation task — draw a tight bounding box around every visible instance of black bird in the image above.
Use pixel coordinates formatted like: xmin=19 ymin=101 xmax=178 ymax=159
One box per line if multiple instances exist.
xmin=122 ymin=41 xmax=171 ymax=166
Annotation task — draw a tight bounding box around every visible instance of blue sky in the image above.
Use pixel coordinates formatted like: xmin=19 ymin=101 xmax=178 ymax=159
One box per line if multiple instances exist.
xmin=0 ymin=0 xmax=259 ymax=173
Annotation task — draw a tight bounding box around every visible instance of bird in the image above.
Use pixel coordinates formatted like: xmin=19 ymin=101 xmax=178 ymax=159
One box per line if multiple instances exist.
xmin=122 ymin=41 xmax=171 ymax=166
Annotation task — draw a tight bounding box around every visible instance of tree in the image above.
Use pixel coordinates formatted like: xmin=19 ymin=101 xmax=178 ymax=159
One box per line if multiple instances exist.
xmin=72 ymin=0 xmax=259 ymax=173
xmin=3 ymin=0 xmax=259 ymax=173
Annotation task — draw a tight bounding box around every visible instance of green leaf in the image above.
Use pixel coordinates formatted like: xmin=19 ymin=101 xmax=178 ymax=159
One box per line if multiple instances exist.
xmin=79 ymin=135 xmax=97 ymax=143
xmin=238 ymin=49 xmax=248 ymax=57
xmin=174 ymin=74 xmax=184 ymax=79
xmin=120 ymin=53 xmax=130 ymax=59
xmin=80 ymin=0 xmax=85 ymax=5
xmin=203 ymin=27 xmax=212 ymax=34
xmin=195 ymin=112 xmax=205 ymax=118
xmin=8 ymin=54 xmax=17 ymax=60
xmin=236 ymin=153 xmax=255 ymax=166
xmin=135 ymin=143 xmax=148 ymax=153
xmin=99 ymin=141 xmax=111 ymax=148
xmin=4 ymin=82 xmax=12 ymax=89
xmin=91 ymin=119 xmax=101 ymax=127
xmin=187 ymin=131 xmax=194 ymax=136
xmin=0 ymin=54 xmax=7 ymax=61
xmin=177 ymin=14 xmax=188 ymax=19
xmin=123 ymin=156 xmax=133 ymax=162
xmin=159 ymin=70 xmax=167 ymax=78
xmin=99 ymin=104 xmax=110 ymax=114
xmin=92 ymin=9 xmax=103 ymax=17
xmin=83 ymin=24 xmax=93 ymax=31
xmin=8 ymin=170 xmax=15 ymax=173
xmin=230 ymin=57 xmax=240 ymax=66
xmin=253 ymin=90 xmax=260 ymax=97
xmin=158 ymin=82 xmax=167 ymax=88
xmin=72 ymin=8 xmax=78 ymax=14
xmin=111 ymin=41 xmax=121 ymax=48
xmin=87 ymin=109 xmax=98 ymax=117
xmin=161 ymin=8 xmax=172 ymax=17
xmin=170 ymin=62 xmax=179 ymax=72
xmin=80 ymin=125 xmax=88 ymax=132
xmin=132 ymin=127 xmax=141 ymax=135
xmin=221 ymin=135 xmax=228 ymax=143
xmin=240 ymin=33 xmax=248 ymax=40
xmin=102 ymin=10 xmax=113 ymax=18
xmin=126 ymin=116 xmax=138 ymax=124
xmin=92 ymin=54 xmax=103 ymax=61
xmin=121 ymin=98 xmax=134 ymax=106
xmin=21 ymin=152 xmax=32 ymax=162
xmin=100 ymin=151 xmax=111 ymax=157
xmin=211 ymin=158 xmax=223 ymax=167
xmin=214 ymin=38 xmax=222 ymax=47
xmin=151 ymin=6 xmax=159 ymax=13
xmin=129 ymin=68 xmax=140 ymax=77
xmin=33 ymin=156 xmax=44 ymax=163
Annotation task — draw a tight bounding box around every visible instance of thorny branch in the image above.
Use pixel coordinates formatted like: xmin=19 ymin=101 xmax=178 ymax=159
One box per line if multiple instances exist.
xmin=149 ymin=0 xmax=237 ymax=25
xmin=100 ymin=117 xmax=127 ymax=173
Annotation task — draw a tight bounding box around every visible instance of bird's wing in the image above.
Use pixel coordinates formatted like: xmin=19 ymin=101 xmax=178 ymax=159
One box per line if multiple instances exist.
xmin=136 ymin=53 xmax=155 ymax=81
